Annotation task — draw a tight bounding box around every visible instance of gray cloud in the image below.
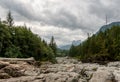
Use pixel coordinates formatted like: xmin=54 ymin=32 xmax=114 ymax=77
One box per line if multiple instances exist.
xmin=0 ymin=0 xmax=38 ymax=21
xmin=88 ymin=0 xmax=120 ymax=22
xmin=0 ymin=0 xmax=120 ymax=45
xmin=0 ymin=0 xmax=95 ymax=32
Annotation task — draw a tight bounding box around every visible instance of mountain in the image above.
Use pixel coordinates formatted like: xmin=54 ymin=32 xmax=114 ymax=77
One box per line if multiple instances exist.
xmin=59 ymin=45 xmax=71 ymax=50
xmin=72 ymin=40 xmax=81 ymax=46
xmin=60 ymin=22 xmax=120 ymax=50
xmin=97 ymin=21 xmax=120 ymax=33
xmin=59 ymin=40 xmax=81 ymax=50
xmin=69 ymin=21 xmax=120 ymax=62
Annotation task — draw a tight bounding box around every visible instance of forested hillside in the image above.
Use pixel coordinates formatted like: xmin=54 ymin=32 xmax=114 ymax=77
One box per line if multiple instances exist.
xmin=69 ymin=25 xmax=120 ymax=62
xmin=0 ymin=11 xmax=57 ymax=63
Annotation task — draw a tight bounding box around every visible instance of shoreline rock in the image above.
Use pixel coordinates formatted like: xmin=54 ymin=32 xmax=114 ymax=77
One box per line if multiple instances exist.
xmin=0 ymin=57 xmax=120 ymax=82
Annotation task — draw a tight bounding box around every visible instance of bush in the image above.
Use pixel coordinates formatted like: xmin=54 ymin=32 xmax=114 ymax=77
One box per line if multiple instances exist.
xmin=5 ymin=45 xmax=22 ymax=58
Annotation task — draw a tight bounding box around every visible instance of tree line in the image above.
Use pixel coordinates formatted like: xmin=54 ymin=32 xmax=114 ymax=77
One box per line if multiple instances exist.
xmin=69 ymin=25 xmax=120 ymax=63
xmin=0 ymin=11 xmax=57 ymax=63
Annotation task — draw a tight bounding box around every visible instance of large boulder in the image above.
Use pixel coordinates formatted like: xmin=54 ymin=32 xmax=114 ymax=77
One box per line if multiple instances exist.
xmin=2 ymin=65 xmax=25 ymax=77
xmin=113 ymin=69 xmax=120 ymax=82
xmin=107 ymin=62 xmax=120 ymax=67
xmin=0 ymin=73 xmax=11 ymax=79
xmin=35 ymin=72 xmax=80 ymax=82
xmin=0 ymin=61 xmax=9 ymax=69
xmin=89 ymin=67 xmax=115 ymax=82
xmin=24 ymin=68 xmax=40 ymax=76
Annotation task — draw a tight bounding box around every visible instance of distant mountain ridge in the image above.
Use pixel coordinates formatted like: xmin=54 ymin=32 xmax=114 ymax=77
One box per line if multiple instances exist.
xmin=69 ymin=21 xmax=120 ymax=62
xmin=59 ymin=45 xmax=71 ymax=50
xmin=59 ymin=40 xmax=81 ymax=50
xmin=97 ymin=21 xmax=120 ymax=33
xmin=60 ymin=22 xmax=120 ymax=50
xmin=72 ymin=40 xmax=81 ymax=46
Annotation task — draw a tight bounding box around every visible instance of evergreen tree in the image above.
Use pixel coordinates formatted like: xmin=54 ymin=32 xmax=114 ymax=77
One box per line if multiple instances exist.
xmin=69 ymin=44 xmax=75 ymax=57
xmin=69 ymin=25 xmax=120 ymax=63
xmin=49 ymin=36 xmax=57 ymax=55
xmin=0 ymin=12 xmax=56 ymax=63
xmin=6 ymin=11 xmax=14 ymax=27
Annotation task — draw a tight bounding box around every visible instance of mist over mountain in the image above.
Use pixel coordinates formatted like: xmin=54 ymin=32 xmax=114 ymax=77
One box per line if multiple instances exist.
xmin=59 ymin=40 xmax=81 ymax=50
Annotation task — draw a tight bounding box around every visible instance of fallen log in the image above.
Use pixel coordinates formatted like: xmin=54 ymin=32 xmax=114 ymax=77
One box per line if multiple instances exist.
xmin=0 ymin=57 xmax=35 ymax=62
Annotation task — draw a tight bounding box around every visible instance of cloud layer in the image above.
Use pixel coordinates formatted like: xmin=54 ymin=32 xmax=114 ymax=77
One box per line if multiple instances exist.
xmin=0 ymin=0 xmax=120 ymax=46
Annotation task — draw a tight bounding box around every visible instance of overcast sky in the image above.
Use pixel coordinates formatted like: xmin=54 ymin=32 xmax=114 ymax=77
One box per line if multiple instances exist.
xmin=0 ymin=0 xmax=120 ymax=46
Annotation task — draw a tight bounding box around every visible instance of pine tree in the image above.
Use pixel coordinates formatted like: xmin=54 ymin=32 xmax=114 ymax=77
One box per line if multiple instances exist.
xmin=49 ymin=36 xmax=57 ymax=55
xmin=69 ymin=25 xmax=120 ymax=62
xmin=7 ymin=11 xmax=14 ymax=27
xmin=69 ymin=44 xmax=75 ymax=57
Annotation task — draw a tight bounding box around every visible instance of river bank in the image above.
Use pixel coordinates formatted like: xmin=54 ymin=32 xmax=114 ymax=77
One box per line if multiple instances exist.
xmin=0 ymin=57 xmax=120 ymax=82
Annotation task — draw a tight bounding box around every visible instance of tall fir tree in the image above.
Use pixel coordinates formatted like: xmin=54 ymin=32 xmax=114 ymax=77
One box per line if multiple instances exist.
xmin=49 ymin=36 xmax=57 ymax=55
xmin=7 ymin=11 xmax=14 ymax=27
xmin=69 ymin=25 xmax=120 ymax=62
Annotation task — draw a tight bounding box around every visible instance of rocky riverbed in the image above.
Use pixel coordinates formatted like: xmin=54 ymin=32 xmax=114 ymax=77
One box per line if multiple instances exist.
xmin=0 ymin=57 xmax=120 ymax=82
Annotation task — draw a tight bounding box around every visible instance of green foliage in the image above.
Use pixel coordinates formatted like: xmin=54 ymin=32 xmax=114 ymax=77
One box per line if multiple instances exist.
xmin=69 ymin=26 xmax=120 ymax=62
xmin=0 ymin=11 xmax=56 ymax=62
xmin=6 ymin=11 xmax=14 ymax=27
xmin=57 ymin=48 xmax=69 ymax=57
xmin=49 ymin=36 xmax=57 ymax=56
xmin=5 ymin=45 xmax=22 ymax=58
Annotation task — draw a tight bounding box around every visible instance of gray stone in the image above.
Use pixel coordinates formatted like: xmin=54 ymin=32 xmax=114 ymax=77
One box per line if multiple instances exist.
xmin=89 ymin=68 xmax=114 ymax=82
